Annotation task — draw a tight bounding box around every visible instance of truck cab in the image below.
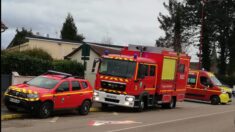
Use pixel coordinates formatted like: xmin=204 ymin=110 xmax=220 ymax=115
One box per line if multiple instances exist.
xmin=186 ymin=70 xmax=232 ymax=105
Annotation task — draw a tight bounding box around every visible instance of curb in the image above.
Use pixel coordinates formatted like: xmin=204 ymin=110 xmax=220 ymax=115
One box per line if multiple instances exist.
xmin=1 ymin=114 xmax=25 ymax=121
xmin=1 ymin=107 xmax=101 ymax=121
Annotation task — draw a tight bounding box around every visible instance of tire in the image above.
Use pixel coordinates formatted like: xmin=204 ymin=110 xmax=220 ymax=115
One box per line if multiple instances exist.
xmin=136 ymin=98 xmax=145 ymax=112
xmin=37 ymin=102 xmax=53 ymax=118
xmin=79 ymin=100 xmax=91 ymax=115
xmin=101 ymin=103 xmax=108 ymax=111
xmin=211 ymin=96 xmax=220 ymax=105
xmin=6 ymin=105 xmax=17 ymax=112
xmin=162 ymin=98 xmax=176 ymax=109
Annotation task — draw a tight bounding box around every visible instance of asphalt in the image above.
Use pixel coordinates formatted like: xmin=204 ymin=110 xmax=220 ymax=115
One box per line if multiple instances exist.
xmin=1 ymin=101 xmax=102 ymax=120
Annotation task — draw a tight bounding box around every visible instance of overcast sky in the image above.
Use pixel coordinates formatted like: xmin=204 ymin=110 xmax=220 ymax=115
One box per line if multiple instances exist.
xmin=1 ymin=0 xmax=198 ymax=61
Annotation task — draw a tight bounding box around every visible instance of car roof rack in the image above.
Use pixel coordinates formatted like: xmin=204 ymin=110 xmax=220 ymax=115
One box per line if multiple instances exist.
xmin=43 ymin=70 xmax=72 ymax=79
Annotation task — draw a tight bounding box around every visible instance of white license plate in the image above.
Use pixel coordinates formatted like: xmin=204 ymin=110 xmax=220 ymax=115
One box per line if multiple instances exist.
xmin=9 ymin=98 xmax=20 ymax=104
xmin=106 ymin=94 xmax=117 ymax=99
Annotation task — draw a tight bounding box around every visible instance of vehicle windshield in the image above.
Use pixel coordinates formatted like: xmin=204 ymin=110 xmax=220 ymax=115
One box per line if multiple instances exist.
xmin=99 ymin=58 xmax=136 ymax=78
xmin=209 ymin=75 xmax=222 ymax=86
xmin=26 ymin=76 xmax=60 ymax=89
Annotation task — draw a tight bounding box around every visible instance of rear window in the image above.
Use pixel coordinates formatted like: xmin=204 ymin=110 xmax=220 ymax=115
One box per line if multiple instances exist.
xmin=82 ymin=82 xmax=88 ymax=89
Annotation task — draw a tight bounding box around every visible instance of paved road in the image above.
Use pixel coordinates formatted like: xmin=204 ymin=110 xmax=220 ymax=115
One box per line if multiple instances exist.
xmin=2 ymin=100 xmax=235 ymax=132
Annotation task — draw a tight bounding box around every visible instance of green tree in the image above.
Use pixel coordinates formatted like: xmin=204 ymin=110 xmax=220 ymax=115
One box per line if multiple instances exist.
xmin=60 ymin=13 xmax=85 ymax=42
xmin=7 ymin=27 xmax=33 ymax=48
xmin=156 ymin=0 xmax=196 ymax=53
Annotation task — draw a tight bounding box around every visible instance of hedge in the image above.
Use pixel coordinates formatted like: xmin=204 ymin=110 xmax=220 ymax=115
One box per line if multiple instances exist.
xmin=1 ymin=53 xmax=84 ymax=77
xmin=217 ymin=75 xmax=235 ymax=87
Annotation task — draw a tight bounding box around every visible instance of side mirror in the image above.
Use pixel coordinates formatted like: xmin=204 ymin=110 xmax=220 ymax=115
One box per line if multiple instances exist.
xmin=56 ymin=87 xmax=64 ymax=93
xmin=92 ymin=58 xmax=100 ymax=72
xmin=23 ymin=81 xmax=28 ymax=84
xmin=134 ymin=80 xmax=139 ymax=83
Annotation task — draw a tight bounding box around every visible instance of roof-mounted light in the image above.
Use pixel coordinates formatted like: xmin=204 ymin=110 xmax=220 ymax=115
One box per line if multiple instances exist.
xmin=105 ymin=50 xmax=109 ymax=55
xmin=134 ymin=53 xmax=137 ymax=59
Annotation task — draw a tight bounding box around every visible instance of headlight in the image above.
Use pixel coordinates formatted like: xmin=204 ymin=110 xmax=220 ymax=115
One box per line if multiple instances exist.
xmin=94 ymin=92 xmax=99 ymax=96
xmin=221 ymin=89 xmax=226 ymax=94
xmin=125 ymin=97 xmax=134 ymax=102
xmin=5 ymin=88 xmax=10 ymax=94
xmin=27 ymin=94 xmax=39 ymax=99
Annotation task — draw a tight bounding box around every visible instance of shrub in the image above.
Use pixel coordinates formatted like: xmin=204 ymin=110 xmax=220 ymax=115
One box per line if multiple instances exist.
xmin=1 ymin=48 xmax=53 ymax=60
xmin=1 ymin=53 xmax=84 ymax=77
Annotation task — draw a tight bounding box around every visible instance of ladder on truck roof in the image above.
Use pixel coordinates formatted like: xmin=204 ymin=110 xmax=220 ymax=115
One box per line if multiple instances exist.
xmin=128 ymin=44 xmax=174 ymax=54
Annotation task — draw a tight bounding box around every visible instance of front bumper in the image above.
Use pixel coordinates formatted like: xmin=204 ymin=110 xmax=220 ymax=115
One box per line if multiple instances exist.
xmin=4 ymin=95 xmax=41 ymax=112
xmin=93 ymin=90 xmax=135 ymax=108
xmin=219 ymin=93 xmax=232 ymax=104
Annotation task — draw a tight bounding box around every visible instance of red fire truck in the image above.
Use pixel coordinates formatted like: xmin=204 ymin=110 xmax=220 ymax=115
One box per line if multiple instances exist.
xmin=92 ymin=45 xmax=190 ymax=111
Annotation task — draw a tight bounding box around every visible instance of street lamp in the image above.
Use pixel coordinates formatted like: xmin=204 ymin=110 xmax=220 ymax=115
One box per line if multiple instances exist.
xmin=198 ymin=0 xmax=223 ymax=70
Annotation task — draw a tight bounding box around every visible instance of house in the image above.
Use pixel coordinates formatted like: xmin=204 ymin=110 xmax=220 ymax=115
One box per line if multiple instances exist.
xmin=65 ymin=43 xmax=123 ymax=87
xmin=6 ymin=35 xmax=82 ymax=60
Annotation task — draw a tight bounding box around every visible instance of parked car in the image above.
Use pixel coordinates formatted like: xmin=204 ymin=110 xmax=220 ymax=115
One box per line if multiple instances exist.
xmin=4 ymin=70 xmax=93 ymax=118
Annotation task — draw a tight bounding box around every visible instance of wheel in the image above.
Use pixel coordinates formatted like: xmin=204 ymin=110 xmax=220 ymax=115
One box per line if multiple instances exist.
xmin=101 ymin=103 xmax=108 ymax=111
xmin=79 ymin=100 xmax=91 ymax=115
xmin=162 ymin=98 xmax=176 ymax=109
xmin=211 ymin=96 xmax=220 ymax=105
xmin=136 ymin=98 xmax=145 ymax=112
xmin=6 ymin=105 xmax=17 ymax=112
xmin=37 ymin=102 xmax=53 ymax=118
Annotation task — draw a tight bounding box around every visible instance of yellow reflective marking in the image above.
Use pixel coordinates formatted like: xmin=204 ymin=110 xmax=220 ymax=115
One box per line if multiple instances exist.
xmin=124 ymin=58 xmax=128 ymax=60
xmin=129 ymin=59 xmax=133 ymax=61
xmin=186 ymin=87 xmax=220 ymax=93
xmin=30 ymin=99 xmax=34 ymax=101
xmin=125 ymin=79 xmax=129 ymax=82
xmin=164 ymin=56 xmax=178 ymax=59
xmin=28 ymin=90 xmax=32 ymax=94
xmin=22 ymin=89 xmax=26 ymax=93
xmin=105 ymin=76 xmax=109 ymax=79
xmin=99 ymin=88 xmax=103 ymax=90
xmin=36 ymin=98 xmax=39 ymax=101
xmin=34 ymin=91 xmax=38 ymax=94
xmin=25 ymin=99 xmax=29 ymax=101
xmin=123 ymin=92 xmax=127 ymax=94
xmin=176 ymin=89 xmax=186 ymax=91
xmin=115 ymin=57 xmax=118 ymax=59
xmin=119 ymin=78 xmax=123 ymax=81
xmin=100 ymin=76 xmax=104 ymax=78
xmin=114 ymin=78 xmax=118 ymax=81
xmin=110 ymin=57 xmax=114 ymax=59
xmin=145 ymin=88 xmax=156 ymax=90
xmin=119 ymin=57 xmax=122 ymax=60
xmin=110 ymin=77 xmax=113 ymax=80
xmin=118 ymin=91 xmax=121 ymax=93
xmin=160 ymin=90 xmax=173 ymax=92
xmin=41 ymin=94 xmax=53 ymax=97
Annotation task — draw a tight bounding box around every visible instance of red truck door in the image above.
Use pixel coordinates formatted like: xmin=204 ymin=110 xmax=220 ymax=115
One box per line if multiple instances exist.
xmin=54 ymin=81 xmax=72 ymax=109
xmin=176 ymin=59 xmax=189 ymax=92
xmin=197 ymin=74 xmax=213 ymax=101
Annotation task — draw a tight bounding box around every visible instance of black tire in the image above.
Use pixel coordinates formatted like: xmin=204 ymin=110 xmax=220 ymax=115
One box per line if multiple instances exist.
xmin=37 ymin=102 xmax=53 ymax=118
xmin=136 ymin=98 xmax=145 ymax=112
xmin=79 ymin=100 xmax=91 ymax=115
xmin=6 ymin=105 xmax=17 ymax=112
xmin=101 ymin=103 xmax=108 ymax=111
xmin=211 ymin=96 xmax=220 ymax=105
xmin=162 ymin=98 xmax=176 ymax=109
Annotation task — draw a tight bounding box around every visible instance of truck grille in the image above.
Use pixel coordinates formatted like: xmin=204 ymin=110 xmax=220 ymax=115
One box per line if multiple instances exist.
xmin=101 ymin=81 xmax=126 ymax=91
xmin=8 ymin=90 xmax=27 ymax=98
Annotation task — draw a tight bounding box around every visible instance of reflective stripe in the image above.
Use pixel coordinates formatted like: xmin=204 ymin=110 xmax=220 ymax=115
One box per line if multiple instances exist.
xmin=28 ymin=90 xmax=32 ymax=94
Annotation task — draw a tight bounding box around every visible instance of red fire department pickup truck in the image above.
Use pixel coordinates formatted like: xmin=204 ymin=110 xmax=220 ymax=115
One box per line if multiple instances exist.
xmin=186 ymin=70 xmax=232 ymax=105
xmin=92 ymin=45 xmax=190 ymax=111
xmin=4 ymin=70 xmax=93 ymax=118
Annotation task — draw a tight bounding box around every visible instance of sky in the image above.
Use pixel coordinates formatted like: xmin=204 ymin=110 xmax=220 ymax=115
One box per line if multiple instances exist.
xmin=1 ymin=0 xmax=198 ymax=61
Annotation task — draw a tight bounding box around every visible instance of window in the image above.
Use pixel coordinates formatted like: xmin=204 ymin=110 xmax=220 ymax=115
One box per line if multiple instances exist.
xmin=187 ymin=75 xmax=196 ymax=85
xmin=57 ymin=81 xmax=70 ymax=92
xmin=72 ymin=81 xmax=81 ymax=91
xmin=82 ymin=82 xmax=88 ymax=89
xmin=179 ymin=64 xmax=185 ymax=73
xmin=137 ymin=64 xmax=146 ymax=79
xmin=150 ymin=65 xmax=156 ymax=76
xmin=161 ymin=58 xmax=176 ymax=80
xmin=145 ymin=65 xmax=149 ymax=76
xmin=200 ymin=76 xmax=212 ymax=87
